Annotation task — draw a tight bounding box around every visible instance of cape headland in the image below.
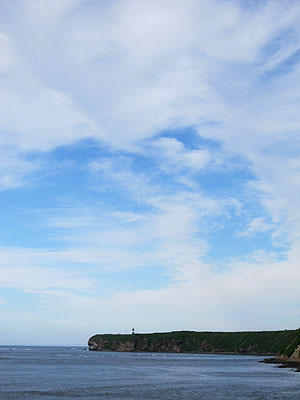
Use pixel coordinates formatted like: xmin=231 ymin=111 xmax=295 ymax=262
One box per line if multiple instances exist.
xmin=88 ymin=329 xmax=300 ymax=360
xmin=263 ymin=328 xmax=300 ymax=371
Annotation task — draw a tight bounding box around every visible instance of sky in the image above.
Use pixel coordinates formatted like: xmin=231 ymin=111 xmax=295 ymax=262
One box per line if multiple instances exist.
xmin=0 ymin=0 xmax=299 ymax=346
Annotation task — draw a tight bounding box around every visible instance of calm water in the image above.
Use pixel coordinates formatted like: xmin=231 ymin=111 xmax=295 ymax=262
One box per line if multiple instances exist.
xmin=0 ymin=346 xmax=299 ymax=399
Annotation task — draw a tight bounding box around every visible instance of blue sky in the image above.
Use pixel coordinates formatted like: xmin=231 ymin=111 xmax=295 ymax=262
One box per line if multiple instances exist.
xmin=0 ymin=0 xmax=300 ymax=345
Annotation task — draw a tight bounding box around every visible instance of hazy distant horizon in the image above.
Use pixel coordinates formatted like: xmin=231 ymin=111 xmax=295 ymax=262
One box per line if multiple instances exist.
xmin=2 ymin=327 xmax=298 ymax=348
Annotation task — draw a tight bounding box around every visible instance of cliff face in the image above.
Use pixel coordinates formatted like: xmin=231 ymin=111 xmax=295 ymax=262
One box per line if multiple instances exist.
xmin=88 ymin=337 xmax=186 ymax=353
xmin=289 ymin=345 xmax=300 ymax=362
xmin=278 ymin=330 xmax=300 ymax=362
xmin=88 ymin=329 xmax=298 ymax=355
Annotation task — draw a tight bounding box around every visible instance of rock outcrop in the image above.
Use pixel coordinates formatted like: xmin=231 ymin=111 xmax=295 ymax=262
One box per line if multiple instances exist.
xmin=289 ymin=344 xmax=300 ymax=361
xmin=278 ymin=330 xmax=300 ymax=362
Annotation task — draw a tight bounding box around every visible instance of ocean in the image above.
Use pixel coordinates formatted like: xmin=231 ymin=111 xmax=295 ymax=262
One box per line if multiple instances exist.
xmin=0 ymin=346 xmax=299 ymax=399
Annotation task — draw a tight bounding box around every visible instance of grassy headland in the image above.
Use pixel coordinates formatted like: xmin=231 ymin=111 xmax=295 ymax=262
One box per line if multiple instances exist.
xmin=88 ymin=329 xmax=299 ymax=355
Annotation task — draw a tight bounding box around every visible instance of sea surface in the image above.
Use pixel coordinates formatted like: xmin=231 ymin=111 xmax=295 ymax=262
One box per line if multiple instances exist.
xmin=0 ymin=346 xmax=299 ymax=399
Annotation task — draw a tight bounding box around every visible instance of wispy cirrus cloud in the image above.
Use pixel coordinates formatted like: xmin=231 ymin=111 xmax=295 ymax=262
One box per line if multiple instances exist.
xmin=0 ymin=0 xmax=298 ymax=152
xmin=0 ymin=151 xmax=40 ymax=190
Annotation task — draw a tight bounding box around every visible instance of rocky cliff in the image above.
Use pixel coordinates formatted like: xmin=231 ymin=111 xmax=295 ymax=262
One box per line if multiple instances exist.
xmin=278 ymin=329 xmax=300 ymax=362
xmin=88 ymin=329 xmax=298 ymax=355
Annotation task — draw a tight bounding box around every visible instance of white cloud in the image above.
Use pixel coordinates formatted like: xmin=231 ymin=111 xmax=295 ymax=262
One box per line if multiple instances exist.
xmin=1 ymin=0 xmax=299 ymax=174
xmin=150 ymin=137 xmax=212 ymax=173
xmin=35 ymin=249 xmax=300 ymax=335
xmin=0 ymin=151 xmax=40 ymax=190
xmin=0 ymin=0 xmax=290 ymax=151
xmin=0 ymin=77 xmax=97 ymax=151
xmin=0 ymin=264 xmax=92 ymax=291
xmin=238 ymin=217 xmax=274 ymax=238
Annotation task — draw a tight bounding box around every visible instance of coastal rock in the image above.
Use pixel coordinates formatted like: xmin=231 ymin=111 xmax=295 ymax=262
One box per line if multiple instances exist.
xmin=289 ymin=344 xmax=300 ymax=362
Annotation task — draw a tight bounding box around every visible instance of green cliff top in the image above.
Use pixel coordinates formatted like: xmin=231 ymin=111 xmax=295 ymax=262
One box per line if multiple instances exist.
xmin=89 ymin=329 xmax=298 ymax=354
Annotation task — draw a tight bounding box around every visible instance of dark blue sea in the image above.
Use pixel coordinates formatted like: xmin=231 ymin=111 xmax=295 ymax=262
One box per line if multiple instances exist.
xmin=0 ymin=346 xmax=299 ymax=399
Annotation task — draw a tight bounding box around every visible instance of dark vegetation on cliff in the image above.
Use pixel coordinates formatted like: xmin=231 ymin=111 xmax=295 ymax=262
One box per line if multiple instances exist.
xmin=280 ymin=329 xmax=300 ymax=357
xmin=88 ymin=329 xmax=298 ymax=355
